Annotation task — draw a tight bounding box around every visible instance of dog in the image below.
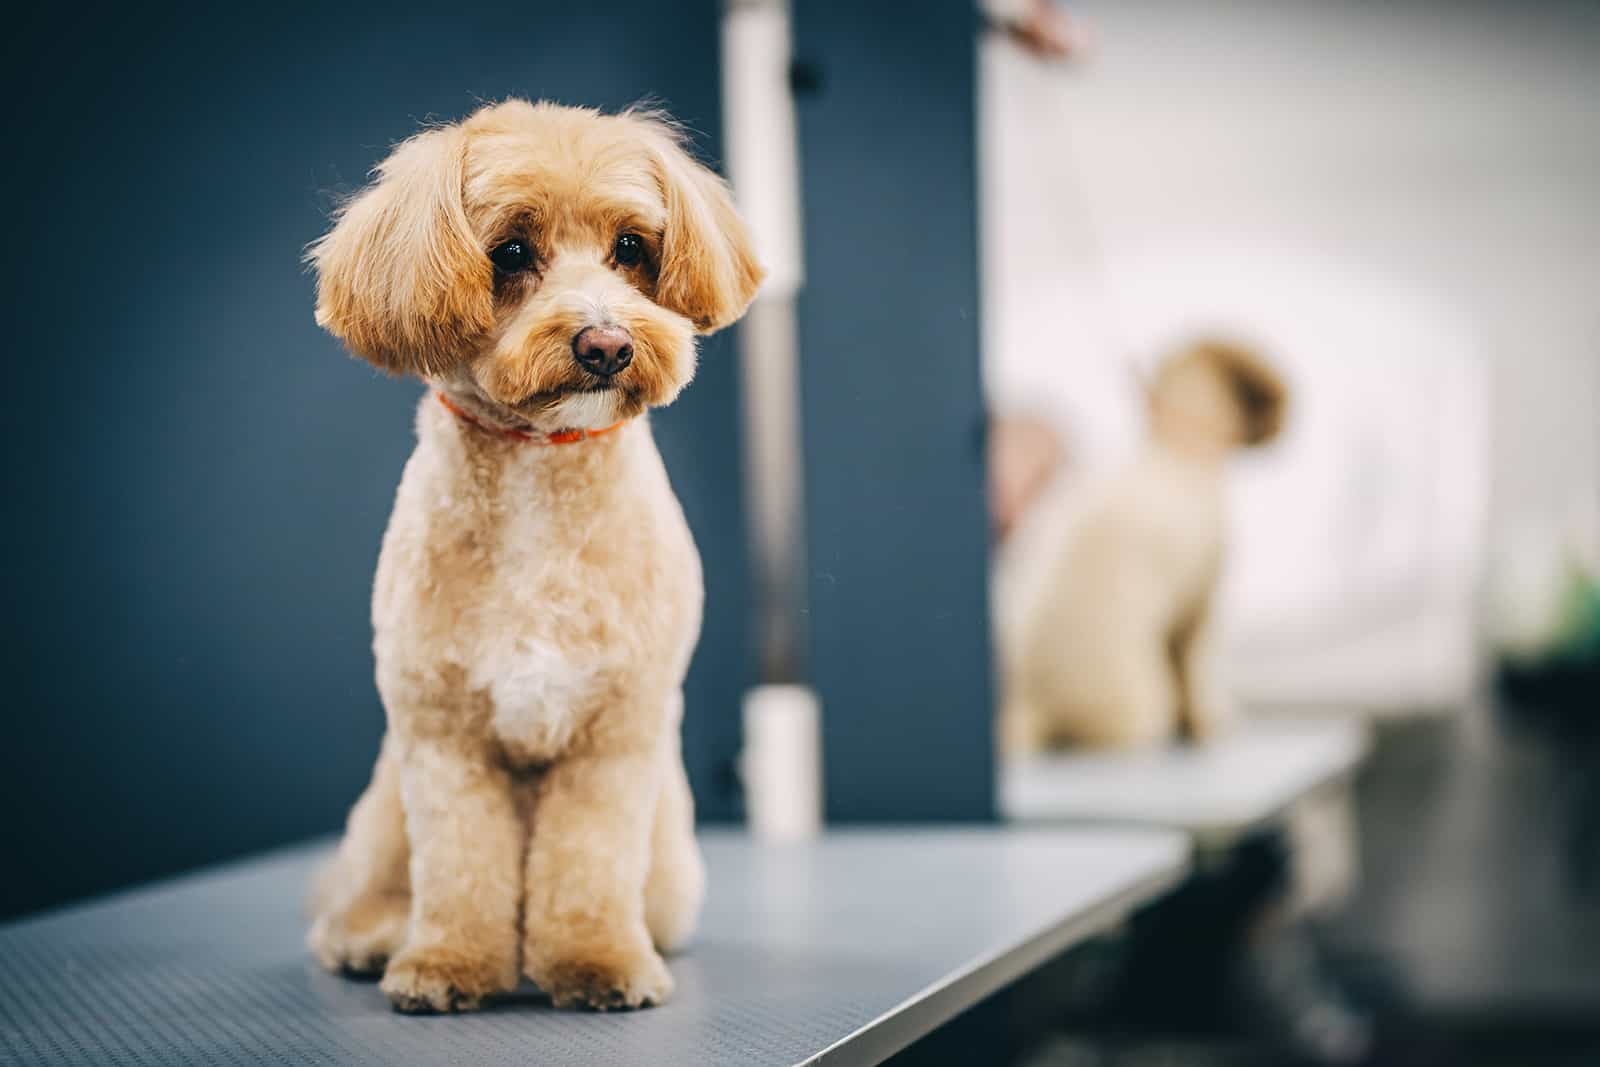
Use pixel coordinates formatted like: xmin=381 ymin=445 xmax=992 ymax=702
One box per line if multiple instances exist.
xmin=1000 ymin=339 xmax=1287 ymax=752
xmin=303 ymin=100 xmax=763 ymax=1014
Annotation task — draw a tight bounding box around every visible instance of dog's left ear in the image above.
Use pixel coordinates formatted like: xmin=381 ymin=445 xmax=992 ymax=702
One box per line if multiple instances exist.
xmin=637 ymin=117 xmax=765 ymax=334
xmin=1206 ymin=341 xmax=1289 ymax=446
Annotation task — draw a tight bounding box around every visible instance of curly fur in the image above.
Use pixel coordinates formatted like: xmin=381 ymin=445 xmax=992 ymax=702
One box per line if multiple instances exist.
xmin=304 ymin=100 xmax=763 ymax=1014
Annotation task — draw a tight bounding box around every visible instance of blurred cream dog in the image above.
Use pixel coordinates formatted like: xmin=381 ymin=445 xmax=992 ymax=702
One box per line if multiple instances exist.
xmin=1002 ymin=340 xmax=1287 ymax=752
xmin=304 ymin=100 xmax=762 ymax=1013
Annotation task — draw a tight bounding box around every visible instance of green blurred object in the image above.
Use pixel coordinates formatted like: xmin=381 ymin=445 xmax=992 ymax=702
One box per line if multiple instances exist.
xmin=1551 ymin=563 xmax=1600 ymax=664
xmin=1497 ymin=556 xmax=1600 ymax=717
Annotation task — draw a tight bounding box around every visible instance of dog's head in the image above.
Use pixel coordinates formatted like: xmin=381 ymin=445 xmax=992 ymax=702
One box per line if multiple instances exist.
xmin=309 ymin=100 xmax=764 ymax=432
xmin=1148 ymin=339 xmax=1288 ymax=453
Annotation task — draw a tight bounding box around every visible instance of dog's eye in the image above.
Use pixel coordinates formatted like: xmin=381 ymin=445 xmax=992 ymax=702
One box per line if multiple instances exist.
xmin=613 ymin=232 xmax=644 ymax=267
xmin=489 ymin=240 xmax=532 ymax=274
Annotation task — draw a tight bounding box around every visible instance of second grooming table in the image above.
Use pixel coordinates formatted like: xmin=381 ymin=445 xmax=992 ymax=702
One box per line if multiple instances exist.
xmin=1001 ymin=717 xmax=1370 ymax=847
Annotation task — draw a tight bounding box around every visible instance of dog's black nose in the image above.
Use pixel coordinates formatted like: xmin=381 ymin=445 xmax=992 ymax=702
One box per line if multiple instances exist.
xmin=572 ymin=326 xmax=634 ymax=378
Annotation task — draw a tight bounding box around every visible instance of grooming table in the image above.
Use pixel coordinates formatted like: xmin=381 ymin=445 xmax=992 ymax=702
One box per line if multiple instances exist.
xmin=0 ymin=827 xmax=1188 ymax=1067
xmin=1001 ymin=717 xmax=1370 ymax=847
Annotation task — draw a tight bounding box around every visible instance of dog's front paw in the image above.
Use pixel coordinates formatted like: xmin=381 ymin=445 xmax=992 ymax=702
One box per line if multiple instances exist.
xmin=307 ymin=895 xmax=409 ymax=977
xmin=528 ymin=939 xmax=674 ymax=1011
xmin=380 ymin=945 xmax=517 ymax=1014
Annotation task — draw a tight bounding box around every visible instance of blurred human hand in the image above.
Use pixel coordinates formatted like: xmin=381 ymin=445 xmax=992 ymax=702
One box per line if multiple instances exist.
xmin=988 ymin=414 xmax=1066 ymax=542
xmin=1001 ymin=0 xmax=1093 ymax=61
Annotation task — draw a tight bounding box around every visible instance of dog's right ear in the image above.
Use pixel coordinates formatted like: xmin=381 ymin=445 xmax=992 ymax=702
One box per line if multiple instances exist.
xmin=307 ymin=125 xmax=493 ymax=376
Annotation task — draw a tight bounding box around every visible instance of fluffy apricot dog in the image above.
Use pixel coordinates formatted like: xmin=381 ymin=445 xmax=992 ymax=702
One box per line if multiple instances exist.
xmin=1002 ymin=340 xmax=1287 ymax=752
xmin=304 ymin=100 xmax=762 ymax=1014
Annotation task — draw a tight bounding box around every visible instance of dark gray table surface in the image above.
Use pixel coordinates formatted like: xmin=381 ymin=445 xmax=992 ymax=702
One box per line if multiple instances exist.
xmin=0 ymin=828 xmax=1188 ymax=1066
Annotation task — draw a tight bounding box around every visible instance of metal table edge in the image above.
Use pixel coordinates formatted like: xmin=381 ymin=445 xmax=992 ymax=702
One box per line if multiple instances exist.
xmin=803 ymin=834 xmax=1193 ymax=1067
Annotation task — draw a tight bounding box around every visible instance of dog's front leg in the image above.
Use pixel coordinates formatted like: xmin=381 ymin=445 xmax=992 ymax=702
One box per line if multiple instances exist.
xmin=379 ymin=735 xmax=523 ymax=1014
xmin=523 ymin=717 xmax=671 ymax=1010
xmin=1173 ymin=593 xmax=1237 ymax=743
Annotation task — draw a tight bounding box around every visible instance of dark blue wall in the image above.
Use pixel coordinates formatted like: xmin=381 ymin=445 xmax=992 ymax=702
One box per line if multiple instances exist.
xmin=0 ymin=3 xmax=747 ymax=919
xmin=792 ymin=1 xmax=996 ymax=821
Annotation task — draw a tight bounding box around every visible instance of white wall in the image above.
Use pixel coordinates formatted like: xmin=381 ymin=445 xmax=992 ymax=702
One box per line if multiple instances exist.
xmin=983 ymin=0 xmax=1600 ymax=540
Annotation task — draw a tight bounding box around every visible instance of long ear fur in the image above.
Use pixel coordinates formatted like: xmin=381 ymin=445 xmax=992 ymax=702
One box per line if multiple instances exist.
xmin=631 ymin=113 xmax=765 ymax=334
xmin=307 ymin=124 xmax=493 ymax=376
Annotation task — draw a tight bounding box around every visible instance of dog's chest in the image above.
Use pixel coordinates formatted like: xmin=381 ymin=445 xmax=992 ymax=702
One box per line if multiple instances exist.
xmin=377 ymin=447 xmax=637 ymax=764
xmin=474 ymin=489 xmax=629 ymax=764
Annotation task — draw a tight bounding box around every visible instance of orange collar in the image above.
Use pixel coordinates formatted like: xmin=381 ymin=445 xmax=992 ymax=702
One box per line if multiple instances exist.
xmin=436 ymin=392 xmax=627 ymax=445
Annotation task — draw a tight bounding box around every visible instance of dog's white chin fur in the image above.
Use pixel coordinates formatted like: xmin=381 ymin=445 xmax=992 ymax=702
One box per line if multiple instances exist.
xmin=549 ymin=389 xmax=621 ymax=430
